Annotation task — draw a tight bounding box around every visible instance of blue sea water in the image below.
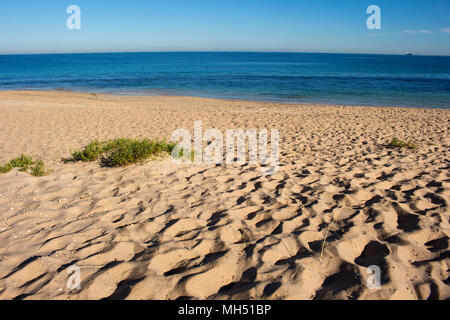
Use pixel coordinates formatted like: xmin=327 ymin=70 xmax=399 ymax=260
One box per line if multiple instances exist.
xmin=0 ymin=52 xmax=449 ymax=108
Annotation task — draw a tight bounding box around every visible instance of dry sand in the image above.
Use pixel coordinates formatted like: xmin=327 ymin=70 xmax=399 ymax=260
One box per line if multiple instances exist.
xmin=0 ymin=90 xmax=448 ymax=300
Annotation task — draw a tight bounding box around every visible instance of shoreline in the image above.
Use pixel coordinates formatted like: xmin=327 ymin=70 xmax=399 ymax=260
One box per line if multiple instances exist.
xmin=1 ymin=89 xmax=448 ymax=110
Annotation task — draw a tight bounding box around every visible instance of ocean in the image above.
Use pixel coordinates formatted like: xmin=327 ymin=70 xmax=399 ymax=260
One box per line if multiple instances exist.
xmin=0 ymin=52 xmax=449 ymax=108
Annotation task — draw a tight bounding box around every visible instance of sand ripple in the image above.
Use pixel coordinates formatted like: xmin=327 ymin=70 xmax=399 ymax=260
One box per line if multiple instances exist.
xmin=0 ymin=91 xmax=448 ymax=300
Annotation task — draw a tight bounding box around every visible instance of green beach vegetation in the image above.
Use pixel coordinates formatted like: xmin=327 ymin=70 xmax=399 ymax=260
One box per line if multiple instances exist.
xmin=0 ymin=154 xmax=48 ymax=176
xmin=387 ymin=137 xmax=418 ymax=150
xmin=68 ymin=138 xmax=181 ymax=167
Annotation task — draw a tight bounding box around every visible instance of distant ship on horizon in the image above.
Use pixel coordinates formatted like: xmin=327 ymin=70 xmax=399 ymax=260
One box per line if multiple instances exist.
xmin=405 ymin=52 xmax=413 ymax=56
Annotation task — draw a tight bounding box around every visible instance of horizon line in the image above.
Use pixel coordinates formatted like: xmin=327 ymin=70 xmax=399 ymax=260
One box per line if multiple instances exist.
xmin=1 ymin=50 xmax=449 ymax=57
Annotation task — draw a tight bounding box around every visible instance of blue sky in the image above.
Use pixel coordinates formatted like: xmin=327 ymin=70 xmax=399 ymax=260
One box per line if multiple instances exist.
xmin=1 ymin=0 xmax=449 ymax=55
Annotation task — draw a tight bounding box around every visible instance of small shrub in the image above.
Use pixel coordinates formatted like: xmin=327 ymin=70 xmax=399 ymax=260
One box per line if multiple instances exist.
xmin=0 ymin=162 xmax=13 ymax=174
xmin=0 ymin=154 xmax=34 ymax=173
xmin=388 ymin=137 xmax=417 ymax=150
xmin=105 ymin=139 xmax=177 ymax=167
xmin=0 ymin=155 xmax=48 ymax=176
xmin=10 ymin=154 xmax=34 ymax=170
xmin=69 ymin=138 xmax=178 ymax=167
xmin=71 ymin=140 xmax=103 ymax=162
xmin=31 ymin=160 xmax=47 ymax=176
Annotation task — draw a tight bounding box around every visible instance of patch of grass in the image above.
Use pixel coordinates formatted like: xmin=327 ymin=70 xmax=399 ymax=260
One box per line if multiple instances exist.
xmin=30 ymin=160 xmax=47 ymax=176
xmin=69 ymin=138 xmax=178 ymax=167
xmin=387 ymin=137 xmax=417 ymax=150
xmin=0 ymin=155 xmax=48 ymax=176
xmin=105 ymin=139 xmax=176 ymax=167
xmin=0 ymin=154 xmax=34 ymax=173
xmin=71 ymin=140 xmax=103 ymax=162
xmin=0 ymin=162 xmax=13 ymax=174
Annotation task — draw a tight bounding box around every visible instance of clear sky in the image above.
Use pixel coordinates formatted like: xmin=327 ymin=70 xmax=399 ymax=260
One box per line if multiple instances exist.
xmin=1 ymin=0 xmax=449 ymax=55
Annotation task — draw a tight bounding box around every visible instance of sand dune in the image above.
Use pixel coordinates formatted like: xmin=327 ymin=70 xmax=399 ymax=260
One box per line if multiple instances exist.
xmin=0 ymin=91 xmax=448 ymax=300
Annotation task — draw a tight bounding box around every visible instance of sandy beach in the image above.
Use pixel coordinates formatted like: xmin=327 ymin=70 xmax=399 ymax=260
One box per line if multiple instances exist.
xmin=0 ymin=90 xmax=448 ymax=300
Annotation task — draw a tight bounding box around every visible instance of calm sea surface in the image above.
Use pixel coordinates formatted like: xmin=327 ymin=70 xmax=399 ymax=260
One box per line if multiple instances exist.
xmin=0 ymin=52 xmax=449 ymax=108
